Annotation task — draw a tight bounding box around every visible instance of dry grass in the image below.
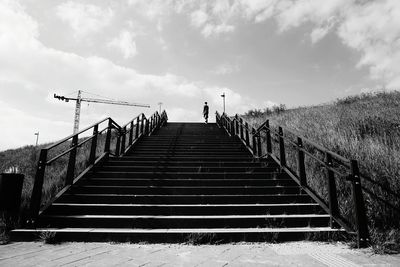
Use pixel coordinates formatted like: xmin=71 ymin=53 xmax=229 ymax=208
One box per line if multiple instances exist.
xmin=0 ymin=129 xmax=120 ymax=233
xmin=244 ymin=91 xmax=400 ymax=252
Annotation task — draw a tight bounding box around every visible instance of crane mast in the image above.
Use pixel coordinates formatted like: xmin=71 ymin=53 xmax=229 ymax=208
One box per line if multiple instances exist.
xmin=54 ymin=90 xmax=150 ymax=134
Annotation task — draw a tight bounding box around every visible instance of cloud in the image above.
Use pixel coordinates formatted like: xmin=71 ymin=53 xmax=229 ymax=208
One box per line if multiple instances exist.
xmin=0 ymin=100 xmax=70 ymax=150
xmin=203 ymin=87 xmax=257 ymax=114
xmin=108 ymin=30 xmax=137 ymax=59
xmin=127 ymin=0 xmax=172 ymax=20
xmin=56 ymin=1 xmax=114 ymax=38
xmin=212 ymin=63 xmax=240 ymax=75
xmin=0 ymin=0 xmax=260 ymax=149
xmin=190 ymin=9 xmax=208 ymax=28
xmin=170 ymin=0 xmax=400 ymax=88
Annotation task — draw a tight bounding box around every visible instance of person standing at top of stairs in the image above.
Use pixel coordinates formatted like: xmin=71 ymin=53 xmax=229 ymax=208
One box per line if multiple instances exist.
xmin=203 ymin=102 xmax=209 ymax=124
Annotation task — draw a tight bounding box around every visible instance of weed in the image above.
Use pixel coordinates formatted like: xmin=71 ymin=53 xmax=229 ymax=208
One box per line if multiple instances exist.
xmin=185 ymin=233 xmax=221 ymax=245
xmin=244 ymin=91 xmax=400 ymax=252
xmin=38 ymin=231 xmax=58 ymax=244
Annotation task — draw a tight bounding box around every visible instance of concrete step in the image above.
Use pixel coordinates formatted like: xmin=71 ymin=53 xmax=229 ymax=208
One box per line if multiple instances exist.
xmin=36 ymin=214 xmax=331 ymax=229
xmin=70 ymin=185 xmax=303 ymax=195
xmin=57 ymin=194 xmax=314 ymax=204
xmin=91 ymin=172 xmax=281 ymax=179
xmin=98 ymin=166 xmax=278 ymax=173
xmin=11 ymin=227 xmax=345 ymax=243
xmin=45 ymin=203 xmax=325 ymax=216
xmin=78 ymin=178 xmax=296 ymax=186
xmin=115 ymin=156 xmax=254 ymax=162
xmin=104 ymin=160 xmax=277 ymax=168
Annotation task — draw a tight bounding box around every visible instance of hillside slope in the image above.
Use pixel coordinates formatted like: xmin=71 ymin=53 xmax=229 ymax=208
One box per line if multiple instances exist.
xmin=244 ymin=91 xmax=400 ymax=252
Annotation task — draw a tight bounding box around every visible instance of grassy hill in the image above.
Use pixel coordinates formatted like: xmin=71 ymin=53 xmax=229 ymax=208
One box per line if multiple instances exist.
xmin=0 ymin=131 xmax=118 ymax=243
xmin=244 ymin=91 xmax=400 ymax=253
xmin=1 ymin=93 xmax=399 ymax=251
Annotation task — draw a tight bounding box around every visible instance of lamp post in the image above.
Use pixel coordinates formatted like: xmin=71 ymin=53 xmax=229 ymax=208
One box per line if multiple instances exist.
xmin=221 ymin=93 xmax=225 ymax=114
xmin=34 ymin=132 xmax=39 ymax=146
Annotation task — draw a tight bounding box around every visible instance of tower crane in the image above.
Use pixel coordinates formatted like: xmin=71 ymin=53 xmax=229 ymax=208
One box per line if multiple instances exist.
xmin=54 ymin=90 xmax=150 ymax=134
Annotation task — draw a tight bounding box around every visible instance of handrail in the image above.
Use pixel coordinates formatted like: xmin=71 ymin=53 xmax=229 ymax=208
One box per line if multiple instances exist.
xmin=28 ymin=110 xmax=168 ymax=226
xmin=216 ymin=111 xmax=370 ymax=248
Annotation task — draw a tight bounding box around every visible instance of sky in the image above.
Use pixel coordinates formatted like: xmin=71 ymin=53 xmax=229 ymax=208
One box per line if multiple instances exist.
xmin=1 ymin=0 xmax=399 ymax=150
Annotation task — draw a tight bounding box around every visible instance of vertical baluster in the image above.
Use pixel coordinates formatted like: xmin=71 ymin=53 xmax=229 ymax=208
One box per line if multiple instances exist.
xmin=135 ymin=117 xmax=140 ymax=139
xmin=145 ymin=118 xmax=149 ymax=135
xmin=235 ymin=115 xmax=239 ymax=135
xmin=129 ymin=121 xmax=134 ymax=146
xmin=29 ymin=149 xmax=48 ymax=225
xmin=278 ymin=127 xmax=286 ymax=167
xmin=252 ymin=128 xmax=257 ymax=155
xmin=66 ymin=134 xmax=78 ymax=185
xmin=265 ymin=121 xmax=272 ymax=154
xmin=239 ymin=118 xmax=244 ymax=140
xmin=104 ymin=119 xmax=112 ymax=153
xmin=140 ymin=114 xmax=145 ymax=135
xmin=231 ymin=120 xmax=235 ymax=136
xmin=257 ymin=132 xmax=262 ymax=157
xmin=120 ymin=126 xmax=126 ymax=155
xmin=115 ymin=127 xmax=121 ymax=157
xmin=88 ymin=124 xmax=98 ymax=166
xmin=325 ymin=153 xmax=339 ymax=228
xmin=350 ymin=160 xmax=369 ymax=248
xmin=297 ymin=137 xmax=307 ymax=186
xmin=245 ymin=122 xmax=250 ymax=146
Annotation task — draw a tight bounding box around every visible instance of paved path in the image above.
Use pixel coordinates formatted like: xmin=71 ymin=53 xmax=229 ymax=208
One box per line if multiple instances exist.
xmin=0 ymin=242 xmax=399 ymax=266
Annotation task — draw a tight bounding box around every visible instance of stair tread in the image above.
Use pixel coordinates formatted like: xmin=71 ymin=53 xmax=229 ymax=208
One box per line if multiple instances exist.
xmin=42 ymin=214 xmax=330 ymax=219
xmin=13 ymin=227 xmax=343 ymax=233
xmin=52 ymin=203 xmax=320 ymax=207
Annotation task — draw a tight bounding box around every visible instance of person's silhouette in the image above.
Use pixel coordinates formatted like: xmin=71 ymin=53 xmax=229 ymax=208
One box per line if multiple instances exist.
xmin=203 ymin=102 xmax=209 ymax=124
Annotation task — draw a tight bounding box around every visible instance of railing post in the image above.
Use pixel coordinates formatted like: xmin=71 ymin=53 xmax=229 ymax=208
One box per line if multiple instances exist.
xmin=140 ymin=114 xmax=145 ymax=135
xmin=230 ymin=120 xmax=235 ymax=136
xmin=29 ymin=149 xmax=48 ymax=226
xmin=235 ymin=115 xmax=239 ymax=135
xmin=325 ymin=153 xmax=339 ymax=228
xmin=257 ymin=133 xmax=262 ymax=157
xmin=252 ymin=128 xmax=257 ymax=155
xmin=350 ymin=160 xmax=369 ymax=248
xmin=88 ymin=124 xmax=98 ymax=166
xmin=65 ymin=134 xmax=78 ymax=186
xmin=115 ymin=129 xmax=121 ymax=157
xmin=245 ymin=122 xmax=250 ymax=146
xmin=265 ymin=120 xmax=272 ymax=154
xmin=104 ymin=119 xmax=112 ymax=153
xmin=129 ymin=121 xmax=134 ymax=146
xmin=135 ymin=117 xmax=140 ymax=139
xmin=297 ymin=137 xmax=307 ymax=186
xmin=278 ymin=127 xmax=286 ymax=167
xmin=120 ymin=126 xmax=126 ymax=155
xmin=239 ymin=118 xmax=244 ymax=140
xmin=144 ymin=118 xmax=149 ymax=135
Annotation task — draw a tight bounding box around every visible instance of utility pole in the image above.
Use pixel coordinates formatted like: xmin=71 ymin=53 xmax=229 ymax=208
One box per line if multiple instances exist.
xmin=34 ymin=132 xmax=39 ymax=146
xmin=54 ymin=90 xmax=150 ymax=134
xmin=221 ymin=92 xmax=226 ymax=114
xmin=158 ymin=102 xmax=163 ymax=114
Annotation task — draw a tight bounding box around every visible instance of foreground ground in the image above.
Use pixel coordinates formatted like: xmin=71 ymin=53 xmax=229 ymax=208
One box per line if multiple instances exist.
xmin=0 ymin=242 xmax=399 ymax=266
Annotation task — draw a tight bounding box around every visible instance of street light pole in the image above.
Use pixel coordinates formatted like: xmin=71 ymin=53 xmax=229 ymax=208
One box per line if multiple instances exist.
xmin=34 ymin=132 xmax=39 ymax=146
xmin=221 ymin=93 xmax=225 ymax=114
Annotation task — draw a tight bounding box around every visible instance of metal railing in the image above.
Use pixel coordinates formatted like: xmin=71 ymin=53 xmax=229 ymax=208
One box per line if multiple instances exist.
xmin=216 ymin=111 xmax=369 ymax=248
xmin=28 ymin=110 xmax=168 ymax=226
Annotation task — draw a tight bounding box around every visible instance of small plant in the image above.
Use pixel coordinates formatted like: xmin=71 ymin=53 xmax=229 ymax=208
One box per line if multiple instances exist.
xmin=38 ymin=230 xmax=58 ymax=244
xmin=185 ymin=233 xmax=221 ymax=245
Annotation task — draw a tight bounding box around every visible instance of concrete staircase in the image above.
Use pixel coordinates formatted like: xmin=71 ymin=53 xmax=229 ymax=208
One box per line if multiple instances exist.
xmin=13 ymin=122 xmax=342 ymax=242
